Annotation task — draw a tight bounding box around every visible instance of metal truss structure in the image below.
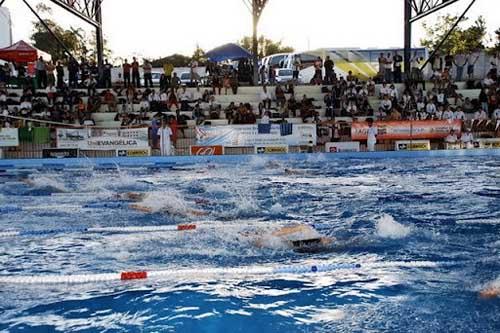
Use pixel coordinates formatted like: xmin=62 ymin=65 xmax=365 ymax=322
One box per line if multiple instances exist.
xmin=404 ymin=0 xmax=476 ymax=76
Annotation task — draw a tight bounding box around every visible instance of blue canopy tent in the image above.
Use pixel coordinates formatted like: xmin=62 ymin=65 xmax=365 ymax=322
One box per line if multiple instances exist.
xmin=205 ymin=43 xmax=252 ymax=62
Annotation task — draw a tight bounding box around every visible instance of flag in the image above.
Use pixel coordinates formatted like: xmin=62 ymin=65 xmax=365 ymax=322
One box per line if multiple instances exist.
xmin=258 ymin=123 xmax=271 ymax=134
xmin=280 ymin=123 xmax=293 ymax=136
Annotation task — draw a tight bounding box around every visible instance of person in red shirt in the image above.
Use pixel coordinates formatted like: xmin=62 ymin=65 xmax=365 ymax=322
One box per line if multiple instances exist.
xmin=168 ymin=116 xmax=178 ymax=146
xmin=132 ymin=57 xmax=140 ymax=87
xmin=123 ymin=59 xmax=131 ymax=87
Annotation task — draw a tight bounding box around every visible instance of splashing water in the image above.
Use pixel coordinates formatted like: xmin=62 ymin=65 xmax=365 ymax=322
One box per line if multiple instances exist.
xmin=376 ymin=214 xmax=411 ymax=239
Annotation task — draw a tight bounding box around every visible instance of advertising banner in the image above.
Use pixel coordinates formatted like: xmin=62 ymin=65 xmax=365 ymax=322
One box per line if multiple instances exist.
xmin=475 ymin=139 xmax=500 ymax=149
xmin=42 ymin=148 xmax=79 ymax=158
xmin=57 ymin=128 xmax=149 ymax=150
xmin=255 ymin=145 xmax=289 ymax=154
xmin=325 ymin=142 xmax=360 ymax=153
xmin=352 ymin=120 xmax=462 ymax=141
xmin=190 ymin=146 xmax=224 ymax=156
xmin=395 ymin=140 xmax=431 ymax=151
xmin=0 ymin=128 xmax=19 ymax=147
xmin=196 ymin=124 xmax=316 ymax=147
xmin=116 ymin=148 xmax=151 ymax=157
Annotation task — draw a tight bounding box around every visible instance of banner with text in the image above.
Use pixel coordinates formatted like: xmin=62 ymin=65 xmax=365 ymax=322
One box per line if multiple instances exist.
xmin=0 ymin=128 xmax=19 ymax=147
xmin=351 ymin=120 xmax=462 ymax=141
xmin=56 ymin=128 xmax=149 ymax=150
xmin=195 ymin=124 xmax=316 ymax=147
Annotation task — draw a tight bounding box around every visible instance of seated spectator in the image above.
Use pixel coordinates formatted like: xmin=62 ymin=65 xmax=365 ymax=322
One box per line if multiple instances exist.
xmin=139 ymin=95 xmax=150 ymax=119
xmin=224 ymin=102 xmax=236 ymax=123
xmin=192 ymin=86 xmax=203 ymax=102
xmin=474 ymin=108 xmax=488 ymax=120
xmin=379 ymin=83 xmax=390 ymax=99
xmin=20 ymin=98 xmax=32 ymax=111
xmin=208 ymin=95 xmax=221 ymax=119
xmin=324 ymin=92 xmax=334 ymax=119
xmin=167 ymin=88 xmax=179 ymax=110
xmin=299 ymin=95 xmax=318 ymax=121
xmin=275 ymin=84 xmax=286 ymax=108
xmin=178 ymin=86 xmax=191 ymax=111
xmin=46 ymin=83 xmax=57 ymax=105
xmin=387 ymin=108 xmax=402 ymax=120
xmin=445 ymin=129 xmax=458 ymax=143
xmin=84 ymin=76 xmax=97 ymax=97
xmin=442 ymin=106 xmax=454 ymax=120
xmin=261 ymin=111 xmax=270 ymax=124
xmin=367 ymin=78 xmax=376 ymax=96
xmin=287 ymin=94 xmax=299 ymax=117
xmin=104 ymin=90 xmax=118 ymax=112
xmin=463 ymin=97 xmax=474 ymax=113
xmin=260 ymin=85 xmax=272 ymax=110
xmin=492 ymin=107 xmax=500 ymax=121
xmin=193 ymin=102 xmax=205 ymax=125
xmin=453 ymin=107 xmax=466 ymax=121
xmin=378 ymin=95 xmax=392 ymax=118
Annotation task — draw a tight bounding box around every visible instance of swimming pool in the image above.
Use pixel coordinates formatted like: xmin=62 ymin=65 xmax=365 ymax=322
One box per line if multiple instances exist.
xmin=0 ymin=153 xmax=499 ymax=332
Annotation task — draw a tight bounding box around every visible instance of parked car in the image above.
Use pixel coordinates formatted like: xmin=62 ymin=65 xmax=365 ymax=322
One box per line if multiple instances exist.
xmin=275 ymin=68 xmax=302 ymax=84
xmin=179 ymin=72 xmax=208 ymax=87
xmin=140 ymin=71 xmax=162 ymax=87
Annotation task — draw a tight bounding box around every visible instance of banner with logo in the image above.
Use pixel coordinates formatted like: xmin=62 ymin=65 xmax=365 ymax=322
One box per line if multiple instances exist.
xmin=0 ymin=128 xmax=19 ymax=147
xmin=56 ymin=128 xmax=149 ymax=150
xmin=475 ymin=139 xmax=500 ymax=149
xmin=395 ymin=140 xmax=431 ymax=151
xmin=325 ymin=142 xmax=360 ymax=153
xmin=255 ymin=145 xmax=289 ymax=154
xmin=42 ymin=148 xmax=79 ymax=159
xmin=352 ymin=120 xmax=462 ymax=140
xmin=190 ymin=146 xmax=224 ymax=156
xmin=195 ymin=124 xmax=316 ymax=147
xmin=116 ymin=148 xmax=151 ymax=157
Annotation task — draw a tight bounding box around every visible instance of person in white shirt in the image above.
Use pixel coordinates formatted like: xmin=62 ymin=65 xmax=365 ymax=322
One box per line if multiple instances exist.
xmin=460 ymin=128 xmax=474 ymax=148
xmin=379 ymin=83 xmax=390 ymax=99
xmin=492 ymin=108 xmax=500 ymax=121
xmin=436 ymin=91 xmax=445 ymax=106
xmin=442 ymin=107 xmax=454 ymax=120
xmin=435 ymin=106 xmax=444 ymax=120
xmin=192 ymin=86 xmax=203 ymax=102
xmin=158 ymin=120 xmax=173 ymax=156
xmin=260 ymin=111 xmax=270 ymax=125
xmin=426 ymin=101 xmax=437 ymax=116
xmin=445 ymin=129 xmax=458 ymax=143
xmin=366 ymin=118 xmax=378 ymax=152
xmin=20 ymin=100 xmax=32 ymax=110
xmin=474 ymin=109 xmax=488 ymax=120
xmin=388 ymin=84 xmax=398 ymax=100
xmin=260 ymin=85 xmax=272 ymax=110
xmin=453 ymin=107 xmax=466 ymax=121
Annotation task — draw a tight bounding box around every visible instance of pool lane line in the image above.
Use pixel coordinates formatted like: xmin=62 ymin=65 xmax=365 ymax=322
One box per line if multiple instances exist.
xmin=0 ymin=263 xmax=362 ymax=285
xmin=0 ymin=224 xmax=198 ymax=238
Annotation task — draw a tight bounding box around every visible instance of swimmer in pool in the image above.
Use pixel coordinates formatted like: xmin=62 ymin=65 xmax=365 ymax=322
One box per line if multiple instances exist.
xmin=19 ymin=177 xmax=66 ymax=193
xmin=122 ymin=192 xmax=208 ymax=217
xmin=284 ymin=168 xmax=305 ymax=175
xmin=250 ymin=224 xmax=333 ymax=253
xmin=479 ymin=286 xmax=500 ymax=299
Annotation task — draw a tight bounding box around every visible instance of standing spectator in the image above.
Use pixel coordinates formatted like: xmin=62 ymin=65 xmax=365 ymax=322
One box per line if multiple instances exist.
xmin=275 ymin=84 xmax=286 ymax=108
xmin=46 ymin=60 xmax=56 ymax=87
xmin=122 ymin=59 xmax=131 ymax=87
xmin=143 ymin=60 xmax=153 ymax=88
xmin=444 ymin=54 xmax=454 ymax=72
xmin=467 ymin=51 xmax=479 ymax=80
xmin=230 ymin=70 xmax=239 ymax=95
xmin=392 ymin=51 xmax=403 ymax=83
xmin=293 ymin=55 xmax=301 ymax=83
xmin=35 ymin=56 xmax=47 ymax=89
xmin=158 ymin=119 xmax=173 ymax=156
xmin=132 ymin=57 xmax=140 ymax=87
xmin=384 ymin=53 xmax=393 ymax=82
xmin=313 ymin=57 xmax=323 ymax=85
xmin=163 ymin=62 xmax=174 ymax=88
xmin=378 ymin=53 xmax=387 ymax=81
xmin=102 ymin=59 xmax=112 ymax=88
xmin=490 ymin=53 xmax=499 ymax=79
xmin=259 ymin=65 xmax=266 ymax=85
xmin=68 ymin=58 xmax=79 ymax=88
xmin=454 ymin=53 xmax=467 ymax=82
xmin=80 ymin=57 xmax=89 ymax=82
xmin=324 ymin=56 xmax=334 ymax=84
xmin=268 ymin=65 xmax=276 ymax=85
xmin=56 ymin=61 xmax=64 ymax=89
xmin=190 ymin=59 xmax=199 ymax=85
xmin=367 ymin=118 xmax=378 ymax=152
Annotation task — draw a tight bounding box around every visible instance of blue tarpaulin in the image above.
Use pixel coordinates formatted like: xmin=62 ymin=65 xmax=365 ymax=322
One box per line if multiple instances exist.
xmin=205 ymin=43 xmax=252 ymax=62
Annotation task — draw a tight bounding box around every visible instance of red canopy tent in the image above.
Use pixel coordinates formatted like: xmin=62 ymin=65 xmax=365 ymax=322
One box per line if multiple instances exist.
xmin=0 ymin=40 xmax=51 ymax=63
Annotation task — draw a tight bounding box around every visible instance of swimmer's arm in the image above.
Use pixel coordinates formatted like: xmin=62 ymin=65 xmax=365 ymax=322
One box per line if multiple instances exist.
xmin=480 ymin=287 xmax=500 ymax=299
xmin=129 ymin=204 xmax=153 ymax=213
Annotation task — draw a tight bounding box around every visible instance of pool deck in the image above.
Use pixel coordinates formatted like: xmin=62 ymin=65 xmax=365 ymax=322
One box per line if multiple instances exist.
xmin=0 ymin=149 xmax=499 ymax=169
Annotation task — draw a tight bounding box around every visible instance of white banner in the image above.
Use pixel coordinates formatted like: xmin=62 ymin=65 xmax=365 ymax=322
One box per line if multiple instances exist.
xmin=325 ymin=142 xmax=360 ymax=153
xmin=56 ymin=128 xmax=149 ymax=150
xmin=196 ymin=124 xmax=316 ymax=147
xmin=0 ymin=128 xmax=19 ymax=147
xmin=395 ymin=140 xmax=431 ymax=151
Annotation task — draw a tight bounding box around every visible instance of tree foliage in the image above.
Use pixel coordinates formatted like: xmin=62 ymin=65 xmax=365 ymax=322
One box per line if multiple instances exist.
xmin=149 ymin=54 xmax=192 ymax=67
xmin=420 ymin=15 xmax=487 ymax=55
xmin=489 ymin=28 xmax=500 ymax=54
xmin=239 ymin=35 xmax=294 ymax=58
xmin=30 ymin=4 xmax=111 ymax=63
xmin=191 ymin=44 xmax=206 ymax=65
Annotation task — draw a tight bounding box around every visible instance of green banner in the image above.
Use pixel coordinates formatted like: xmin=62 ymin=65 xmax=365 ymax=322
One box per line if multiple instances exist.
xmin=19 ymin=127 xmax=51 ymax=144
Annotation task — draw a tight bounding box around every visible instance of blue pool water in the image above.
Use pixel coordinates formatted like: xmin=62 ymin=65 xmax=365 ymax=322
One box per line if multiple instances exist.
xmin=0 ymin=155 xmax=499 ymax=332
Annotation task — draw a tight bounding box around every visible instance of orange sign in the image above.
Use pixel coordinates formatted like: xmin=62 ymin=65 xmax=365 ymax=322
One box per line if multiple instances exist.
xmin=351 ymin=120 xmax=462 ymax=140
xmin=190 ymin=146 xmax=224 ymax=156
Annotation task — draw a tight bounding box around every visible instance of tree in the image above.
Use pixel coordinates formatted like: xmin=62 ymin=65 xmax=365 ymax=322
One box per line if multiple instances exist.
xmin=149 ymin=54 xmax=191 ymax=68
xmin=489 ymin=28 xmax=500 ymax=54
xmin=239 ymin=35 xmax=294 ymax=58
xmin=191 ymin=44 xmax=206 ymax=65
xmin=420 ymin=15 xmax=487 ymax=55
xmin=30 ymin=4 xmax=111 ymax=62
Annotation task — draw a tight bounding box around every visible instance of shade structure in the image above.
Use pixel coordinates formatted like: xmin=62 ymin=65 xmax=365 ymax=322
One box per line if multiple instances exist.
xmin=0 ymin=40 xmax=51 ymax=63
xmin=205 ymin=43 xmax=252 ymax=62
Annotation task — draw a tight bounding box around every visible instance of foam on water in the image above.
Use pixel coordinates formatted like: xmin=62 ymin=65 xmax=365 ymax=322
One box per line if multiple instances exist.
xmin=376 ymin=214 xmax=411 ymax=239
xmin=28 ymin=175 xmax=69 ymax=193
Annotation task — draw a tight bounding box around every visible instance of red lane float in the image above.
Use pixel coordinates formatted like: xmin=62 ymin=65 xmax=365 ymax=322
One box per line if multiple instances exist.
xmin=121 ymin=271 xmax=148 ymax=280
xmin=177 ymin=224 xmax=197 ymax=231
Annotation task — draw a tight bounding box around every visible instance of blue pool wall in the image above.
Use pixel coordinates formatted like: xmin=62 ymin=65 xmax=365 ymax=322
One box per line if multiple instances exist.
xmin=0 ymin=149 xmax=499 ymax=169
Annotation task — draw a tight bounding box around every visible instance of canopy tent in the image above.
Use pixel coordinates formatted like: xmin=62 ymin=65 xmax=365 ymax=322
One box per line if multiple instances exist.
xmin=205 ymin=43 xmax=252 ymax=62
xmin=0 ymin=40 xmax=52 ymax=63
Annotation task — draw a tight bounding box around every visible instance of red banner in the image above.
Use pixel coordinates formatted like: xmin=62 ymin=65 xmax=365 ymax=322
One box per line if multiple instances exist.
xmin=190 ymin=146 xmax=224 ymax=156
xmin=351 ymin=120 xmax=462 ymax=140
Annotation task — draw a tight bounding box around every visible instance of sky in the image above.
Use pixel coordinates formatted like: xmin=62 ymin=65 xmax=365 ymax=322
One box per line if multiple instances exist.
xmin=2 ymin=0 xmax=499 ymax=60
